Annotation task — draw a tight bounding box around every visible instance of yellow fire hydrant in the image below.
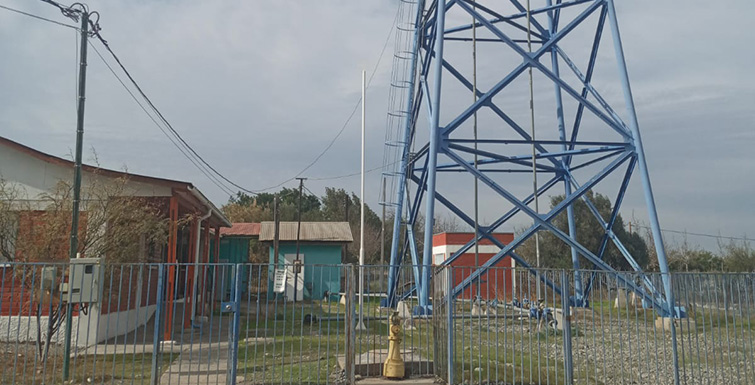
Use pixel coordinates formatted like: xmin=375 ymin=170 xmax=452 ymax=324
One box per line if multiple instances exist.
xmin=383 ymin=311 xmax=405 ymax=379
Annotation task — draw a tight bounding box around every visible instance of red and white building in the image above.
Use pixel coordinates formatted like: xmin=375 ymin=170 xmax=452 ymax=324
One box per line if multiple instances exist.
xmin=432 ymin=232 xmax=516 ymax=300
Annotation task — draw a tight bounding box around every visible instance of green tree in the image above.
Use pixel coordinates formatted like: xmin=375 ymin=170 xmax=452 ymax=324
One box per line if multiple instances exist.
xmin=516 ymin=191 xmax=649 ymax=270
xmin=222 ymin=187 xmax=386 ymax=264
xmin=320 ymin=188 xmax=382 ymax=263
xmin=720 ymin=240 xmax=755 ymax=272
xmin=223 ymin=188 xmax=322 ymax=223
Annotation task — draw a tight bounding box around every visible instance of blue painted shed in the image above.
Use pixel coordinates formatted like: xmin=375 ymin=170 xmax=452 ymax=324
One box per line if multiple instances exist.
xmin=259 ymin=222 xmax=352 ymax=301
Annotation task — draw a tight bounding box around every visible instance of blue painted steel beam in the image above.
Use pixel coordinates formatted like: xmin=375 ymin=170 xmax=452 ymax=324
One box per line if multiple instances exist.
xmin=584 ymin=158 xmax=637 ymax=296
xmin=447 ymin=139 xmax=627 ymax=146
xmin=448 ymin=143 xmax=627 ymax=163
xmin=456 ymin=0 xmax=631 ymax=140
xmin=565 ymin=163 xmax=662 ymax=304
xmin=444 ymin=0 xmax=593 ymax=35
xmin=465 ymin=0 xmax=548 ymax=40
xmin=508 ymin=0 xmax=549 ymax=36
xmin=385 ymin=0 xmax=425 ymax=308
xmin=407 ymin=174 xmax=564 ymax=297
xmin=448 ymin=151 xmax=672 ymax=314
xmin=438 ymin=58 xmax=562 ymax=170
xmin=441 ymin=176 xmax=561 ymax=266
xmin=555 ymin=46 xmax=628 ymax=133
xmin=443 ymin=148 xmax=670 ymax=310
xmin=442 ymin=1 xmax=612 ymax=138
xmin=606 ymin=0 xmax=677 ymax=318
xmin=567 ymin=4 xmax=607 ymax=166
xmin=417 ymin=0 xmax=447 ymax=312
xmin=445 ymin=37 xmax=544 ymax=44
xmin=546 ymin=0 xmax=584 ymax=303
xmin=569 ymin=150 xmax=625 ymax=171
xmin=387 ymin=0 xmax=679 ymax=321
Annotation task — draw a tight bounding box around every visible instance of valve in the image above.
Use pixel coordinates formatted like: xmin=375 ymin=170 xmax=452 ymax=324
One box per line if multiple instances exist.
xmin=383 ymin=311 xmax=405 ymax=379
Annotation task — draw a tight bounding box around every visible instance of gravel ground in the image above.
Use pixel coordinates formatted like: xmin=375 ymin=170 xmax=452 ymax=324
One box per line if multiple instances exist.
xmin=448 ymin=311 xmax=754 ymax=385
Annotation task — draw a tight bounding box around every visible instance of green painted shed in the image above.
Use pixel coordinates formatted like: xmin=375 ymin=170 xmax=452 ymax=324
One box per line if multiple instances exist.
xmin=210 ymin=223 xmax=260 ymax=299
xmin=259 ymin=222 xmax=352 ymax=301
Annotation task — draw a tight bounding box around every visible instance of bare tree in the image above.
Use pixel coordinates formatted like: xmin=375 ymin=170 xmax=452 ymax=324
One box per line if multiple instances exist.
xmin=0 ymin=168 xmax=180 ymax=363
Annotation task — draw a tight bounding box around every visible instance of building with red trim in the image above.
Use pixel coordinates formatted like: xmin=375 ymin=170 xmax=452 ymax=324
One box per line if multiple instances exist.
xmin=0 ymin=136 xmax=230 ymax=346
xmin=432 ymin=232 xmax=515 ymax=300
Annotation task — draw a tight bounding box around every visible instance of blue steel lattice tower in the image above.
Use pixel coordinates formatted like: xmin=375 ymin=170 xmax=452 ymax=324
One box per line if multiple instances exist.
xmin=381 ymin=0 xmax=683 ymax=319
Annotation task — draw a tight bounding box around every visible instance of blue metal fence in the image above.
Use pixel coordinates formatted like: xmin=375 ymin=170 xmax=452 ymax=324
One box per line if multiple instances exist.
xmin=0 ymin=262 xmax=752 ymax=385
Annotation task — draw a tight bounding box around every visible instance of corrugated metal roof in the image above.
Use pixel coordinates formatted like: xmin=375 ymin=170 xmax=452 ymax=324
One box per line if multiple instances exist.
xmin=259 ymin=222 xmax=353 ymax=242
xmin=220 ymin=223 xmax=261 ymax=237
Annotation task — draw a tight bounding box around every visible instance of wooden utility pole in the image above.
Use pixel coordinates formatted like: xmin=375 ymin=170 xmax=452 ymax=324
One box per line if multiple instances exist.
xmin=294 ymin=178 xmax=306 ymax=302
xmin=273 ymin=195 xmax=280 ymax=264
xmin=344 ymin=194 xmax=350 ymax=258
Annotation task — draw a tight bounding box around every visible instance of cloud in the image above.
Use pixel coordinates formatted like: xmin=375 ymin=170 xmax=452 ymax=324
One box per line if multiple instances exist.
xmin=0 ymin=0 xmax=752 ymax=249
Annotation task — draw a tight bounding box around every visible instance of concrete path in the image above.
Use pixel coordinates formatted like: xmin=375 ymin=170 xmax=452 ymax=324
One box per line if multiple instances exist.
xmin=159 ymin=339 xmax=244 ymax=385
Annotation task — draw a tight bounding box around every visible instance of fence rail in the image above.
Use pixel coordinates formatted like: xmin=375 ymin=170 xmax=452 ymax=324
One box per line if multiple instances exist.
xmin=0 ymin=262 xmax=752 ymax=385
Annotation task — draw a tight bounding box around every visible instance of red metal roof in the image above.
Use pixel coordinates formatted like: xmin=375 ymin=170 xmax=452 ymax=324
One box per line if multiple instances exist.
xmin=220 ymin=223 xmax=261 ymax=237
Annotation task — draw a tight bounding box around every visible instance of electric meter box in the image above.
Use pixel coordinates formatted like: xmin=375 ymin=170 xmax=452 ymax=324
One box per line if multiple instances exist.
xmin=67 ymin=258 xmax=102 ymax=303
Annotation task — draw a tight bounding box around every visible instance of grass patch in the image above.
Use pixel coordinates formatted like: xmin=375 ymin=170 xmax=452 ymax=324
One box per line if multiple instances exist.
xmin=0 ymin=348 xmax=175 ymax=385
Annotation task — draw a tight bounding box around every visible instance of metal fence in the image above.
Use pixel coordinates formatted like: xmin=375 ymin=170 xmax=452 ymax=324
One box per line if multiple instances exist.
xmin=433 ymin=267 xmax=755 ymax=385
xmin=0 ymin=262 xmax=753 ymax=385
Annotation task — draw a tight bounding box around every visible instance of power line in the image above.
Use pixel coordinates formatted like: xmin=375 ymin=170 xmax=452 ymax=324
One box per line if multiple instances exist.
xmin=252 ymin=4 xmax=400 ymax=193
xmin=87 ymin=41 xmax=237 ymax=197
xmin=310 ymin=164 xmax=386 ymax=181
xmin=14 ymin=0 xmax=241 ymax=196
xmin=633 ymin=223 xmax=751 ymax=242
xmin=23 ymin=0 xmax=400 ymax=196
xmin=0 ymin=4 xmax=78 ymax=29
xmin=87 ymin=30 xmax=255 ymax=196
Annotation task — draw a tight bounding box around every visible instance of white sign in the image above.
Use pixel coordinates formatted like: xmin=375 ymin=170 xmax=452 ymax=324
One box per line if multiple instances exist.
xmin=273 ymin=269 xmax=286 ymax=293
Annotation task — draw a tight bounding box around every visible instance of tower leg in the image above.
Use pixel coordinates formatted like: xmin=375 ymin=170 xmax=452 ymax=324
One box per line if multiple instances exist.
xmin=383 ymin=0 xmax=424 ymax=309
xmin=605 ymin=0 xmax=677 ymax=318
xmin=417 ymin=0 xmax=447 ymax=315
xmin=546 ymin=0 xmax=584 ymax=305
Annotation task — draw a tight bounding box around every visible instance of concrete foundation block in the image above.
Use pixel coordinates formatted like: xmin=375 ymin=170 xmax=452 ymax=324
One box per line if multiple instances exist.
xmin=614 ymin=289 xmax=634 ymax=309
xmin=396 ymin=300 xmax=412 ymax=319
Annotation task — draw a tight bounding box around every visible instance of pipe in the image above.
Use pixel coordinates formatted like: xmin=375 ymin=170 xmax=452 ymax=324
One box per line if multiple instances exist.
xmin=191 ymin=209 xmax=212 ymax=326
xmin=188 ymin=186 xmax=232 ymax=227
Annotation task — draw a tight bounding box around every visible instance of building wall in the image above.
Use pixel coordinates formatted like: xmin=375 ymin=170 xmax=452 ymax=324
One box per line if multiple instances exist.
xmin=0 ymin=264 xmax=158 ymax=346
xmin=267 ymin=243 xmax=343 ymax=300
xmin=0 ymin=143 xmax=172 ymax=204
xmin=432 ymin=232 xmax=516 ymax=300
xmin=0 ymin=303 xmax=156 ymax=347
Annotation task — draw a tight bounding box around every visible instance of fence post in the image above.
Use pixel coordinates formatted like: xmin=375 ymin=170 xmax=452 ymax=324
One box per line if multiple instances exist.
xmin=345 ymin=264 xmax=356 ymax=384
xmin=561 ymin=270 xmax=574 ymax=385
xmin=446 ymin=267 xmax=454 ymax=385
xmin=228 ymin=265 xmax=243 ymax=385
xmin=151 ymin=264 xmax=166 ymax=385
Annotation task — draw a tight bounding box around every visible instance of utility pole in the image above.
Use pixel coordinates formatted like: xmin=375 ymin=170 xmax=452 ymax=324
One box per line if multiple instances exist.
xmin=357 ymin=70 xmax=366 ymax=330
xmin=63 ymin=8 xmax=89 ymax=381
xmin=344 ymin=194 xmax=350 ymax=258
xmin=273 ymin=195 xmax=280 ymax=265
xmin=381 ymin=178 xmax=386 ymax=266
xmin=294 ymin=178 xmax=306 ymax=303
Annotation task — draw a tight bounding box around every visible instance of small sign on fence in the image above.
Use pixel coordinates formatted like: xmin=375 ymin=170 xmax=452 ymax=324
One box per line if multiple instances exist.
xmin=273 ymin=268 xmax=286 ymax=293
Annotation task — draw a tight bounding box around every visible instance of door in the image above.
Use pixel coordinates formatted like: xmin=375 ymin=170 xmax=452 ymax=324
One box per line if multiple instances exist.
xmin=284 ymin=254 xmax=304 ymax=301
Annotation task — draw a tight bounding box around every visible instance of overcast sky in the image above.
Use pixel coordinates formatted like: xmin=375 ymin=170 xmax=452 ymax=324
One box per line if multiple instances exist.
xmin=0 ymin=0 xmax=753 ymax=251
